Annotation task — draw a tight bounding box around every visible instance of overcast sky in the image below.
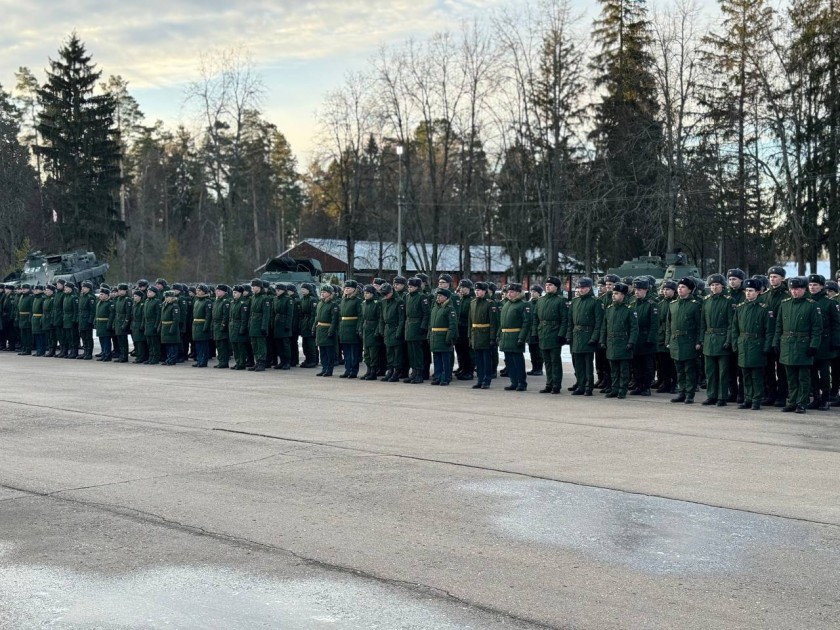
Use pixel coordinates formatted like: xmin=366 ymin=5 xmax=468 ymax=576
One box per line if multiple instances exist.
xmin=0 ymin=0 xmax=717 ymax=163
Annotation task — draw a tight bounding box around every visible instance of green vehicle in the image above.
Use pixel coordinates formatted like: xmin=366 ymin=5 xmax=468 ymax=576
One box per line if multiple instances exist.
xmin=7 ymin=250 xmax=109 ymax=288
xmin=607 ymin=252 xmax=700 ymax=284
xmin=258 ymin=256 xmax=323 ymax=289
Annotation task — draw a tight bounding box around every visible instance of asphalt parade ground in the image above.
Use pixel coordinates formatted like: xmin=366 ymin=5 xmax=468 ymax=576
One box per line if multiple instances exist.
xmin=1 ymin=353 xmax=839 ymax=629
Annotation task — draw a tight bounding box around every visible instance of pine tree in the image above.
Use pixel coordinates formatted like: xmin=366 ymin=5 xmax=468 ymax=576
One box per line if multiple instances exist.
xmin=35 ymin=33 xmax=123 ymax=249
xmin=589 ymin=0 xmax=664 ymax=265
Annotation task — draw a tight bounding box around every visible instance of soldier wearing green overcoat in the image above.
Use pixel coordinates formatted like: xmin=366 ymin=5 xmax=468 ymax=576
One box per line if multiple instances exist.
xmin=454 ymin=279 xmax=474 ymax=379
xmin=93 ymin=287 xmax=114 ymax=361
xmin=377 ymin=283 xmax=405 ymax=382
xmin=30 ymin=285 xmax=46 ymax=356
xmin=498 ymin=283 xmax=532 ymax=391
xmin=247 ymin=279 xmax=271 ymax=372
xmin=599 ymin=283 xmax=639 ymax=399
xmin=533 ymin=276 xmax=568 ymax=394
xmin=314 ymin=285 xmax=340 ymax=376
xmin=286 ymin=283 xmax=301 ymax=367
xmin=160 ymin=291 xmax=182 ymax=366
xmin=143 ymin=286 xmax=163 ymax=365
xmin=76 ymin=282 xmax=96 ymax=360
xmin=488 ymin=282 xmax=502 ymax=377
xmin=190 ymin=284 xmax=213 ymax=368
xmin=699 ymin=274 xmax=733 ymax=406
xmin=0 ymin=285 xmax=11 ymax=350
xmin=41 ymin=285 xmax=56 ymax=356
xmin=568 ymin=278 xmax=604 ymax=396
xmin=130 ymin=290 xmax=147 ymax=363
xmin=403 ymin=277 xmax=430 ymax=384
xmin=16 ymin=284 xmax=34 ymax=355
xmin=629 ymin=277 xmax=659 ymax=396
xmin=595 ymin=275 xmax=619 ymax=390
xmin=806 ymin=274 xmax=840 ymax=409
xmin=665 ymin=277 xmax=703 ymax=403
xmin=468 ymin=281 xmax=498 ymax=390
xmin=360 ymin=285 xmax=382 ymax=380
xmin=227 ymin=286 xmax=250 ymax=370
xmin=731 ymin=278 xmax=774 ymax=410
xmin=763 ymin=266 xmax=789 ymax=406
xmin=211 ymin=285 xmax=231 ymax=369
xmin=428 ymin=288 xmax=458 ymax=385
xmin=726 ymin=268 xmax=747 ymax=402
xmin=298 ymin=283 xmax=319 ymax=368
xmin=772 ymin=276 xmax=823 ymax=413
xmin=111 ymin=284 xmax=131 ymax=362
xmin=338 ymin=280 xmax=363 ymax=378
xmin=60 ymin=283 xmax=80 ymax=358
xmin=271 ymin=283 xmax=294 ymax=369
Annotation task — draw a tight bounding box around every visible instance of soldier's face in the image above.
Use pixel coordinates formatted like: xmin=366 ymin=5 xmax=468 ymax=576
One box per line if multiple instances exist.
xmin=545 ymin=284 xmax=557 ymax=294
xmin=302 ymin=288 xmax=310 ymax=296
xmin=769 ymin=274 xmax=783 ymax=287
xmin=611 ymin=291 xmax=624 ymax=303
xmin=664 ymin=289 xmax=675 ymax=299
xmin=475 ymin=288 xmax=486 ymax=298
xmin=790 ymin=286 xmax=806 ymax=298
xmin=709 ymin=282 xmax=723 ymax=295
xmin=605 ymin=282 xmax=615 ymax=292
xmin=809 ymin=283 xmax=822 ymax=294
xmin=408 ymin=285 xmax=418 ymax=293
xmin=133 ymin=296 xmax=141 ymax=303
xmin=745 ymin=288 xmax=758 ymax=301
xmin=215 ymin=289 xmax=225 ymax=298
xmin=728 ymin=277 xmax=742 ymax=289
xmin=233 ymin=291 xmax=242 ymax=299
xmin=459 ymin=286 xmax=470 ymax=296
xmin=437 ymin=294 xmax=447 ymax=304
xmin=321 ymin=291 xmax=331 ymax=299
xmin=147 ymin=291 xmax=155 ymax=299
xmin=394 ymin=283 xmax=405 ymax=291
xmin=634 ymin=288 xmax=647 ymax=299
xmin=578 ymin=286 xmax=591 ymax=296
xmin=677 ymin=285 xmax=691 ymax=298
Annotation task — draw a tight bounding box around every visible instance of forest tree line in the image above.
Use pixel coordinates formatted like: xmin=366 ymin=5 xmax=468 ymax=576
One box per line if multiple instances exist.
xmin=0 ymin=0 xmax=838 ymax=281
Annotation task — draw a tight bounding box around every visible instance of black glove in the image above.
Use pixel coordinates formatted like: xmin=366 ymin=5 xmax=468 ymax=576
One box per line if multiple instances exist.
xmin=772 ymin=346 xmax=780 ymax=356
xmin=599 ymin=342 xmax=606 ymax=350
xmin=328 ymin=332 xmax=335 ymax=338
xmin=419 ymin=328 xmax=427 ymax=336
xmin=625 ymin=343 xmax=634 ymax=351
xmin=806 ymin=347 xmax=817 ymax=357
xmin=587 ymin=338 xmax=598 ymax=346
xmin=517 ymin=339 xmax=525 ymax=347
xmin=723 ymin=342 xmax=731 ymax=350
xmin=261 ymin=329 xmax=267 ymax=337
xmin=557 ymin=336 xmax=567 ymax=346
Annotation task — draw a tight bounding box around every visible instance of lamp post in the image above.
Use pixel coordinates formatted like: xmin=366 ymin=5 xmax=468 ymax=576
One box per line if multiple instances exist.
xmin=396 ymin=145 xmax=404 ymax=277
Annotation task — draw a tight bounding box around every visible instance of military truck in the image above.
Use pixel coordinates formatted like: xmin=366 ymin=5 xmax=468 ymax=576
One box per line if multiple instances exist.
xmin=607 ymin=252 xmax=700 ymax=284
xmin=11 ymin=251 xmax=109 ymax=287
xmin=258 ymin=256 xmax=322 ymax=289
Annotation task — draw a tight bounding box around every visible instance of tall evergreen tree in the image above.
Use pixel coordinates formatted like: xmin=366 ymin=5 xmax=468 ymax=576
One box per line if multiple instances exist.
xmin=589 ymin=0 xmax=664 ymax=266
xmin=35 ymin=34 xmax=123 ymax=249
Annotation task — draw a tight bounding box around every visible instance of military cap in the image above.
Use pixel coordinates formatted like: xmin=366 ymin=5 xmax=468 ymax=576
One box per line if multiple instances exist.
xmin=379 ymin=283 xmax=394 ymax=295
xmin=65 ymin=282 xmax=76 ymax=290
xmin=55 ymin=278 xmax=66 ymax=286
xmin=488 ymin=282 xmax=498 ymax=293
xmin=662 ymin=280 xmax=678 ymax=291
xmin=155 ymin=277 xmax=167 ymax=286
xmin=694 ymin=279 xmax=706 ymax=291
xmin=147 ymin=286 xmax=159 ymax=294
xmin=678 ymin=277 xmax=696 ymax=291
xmin=788 ymin=276 xmax=807 ymax=289
xmin=46 ymin=284 xmax=57 ymax=292
xmin=34 ymin=284 xmax=44 ymax=291
xmin=373 ymin=277 xmax=386 ymax=285
xmin=81 ymin=281 xmax=93 ymax=289
xmin=545 ymin=276 xmax=562 ymax=288
xmin=751 ymin=275 xmax=769 ymax=290
xmin=344 ymin=279 xmax=358 ymax=289
xmin=215 ymin=284 xmax=230 ymax=293
xmin=136 ymin=279 xmax=149 ymax=288
xmin=501 ymin=284 xmax=511 ymax=292
xmin=613 ymin=282 xmax=629 ymax=294
xmin=18 ymin=283 xmax=29 ymax=290
xmin=392 ymin=276 xmax=407 ymax=285
xmin=622 ymin=277 xmax=633 ymax=286
xmin=826 ymin=280 xmax=839 ymax=293
xmin=3 ymin=284 xmax=12 ymax=290
xmin=576 ymin=277 xmax=593 ymax=288
xmin=632 ymin=277 xmax=650 ymax=290
xmin=474 ymin=281 xmax=488 ymax=291
xmin=727 ymin=268 xmax=746 ymax=280
xmin=363 ymin=284 xmax=376 ymax=294
xmin=188 ymin=285 xmax=197 ymax=294
xmin=438 ymin=273 xmax=453 ymax=284
xmin=808 ymin=274 xmax=826 ymax=285
xmin=531 ymin=284 xmax=543 ymax=295
xmin=250 ymin=278 xmax=262 ymax=287
xmin=320 ymin=284 xmax=333 ymax=293
xmin=165 ymin=290 xmax=179 ymax=298
xmin=407 ymin=277 xmax=422 ymax=288
xmin=287 ymin=283 xmax=298 ymax=292
xmin=767 ymin=266 xmax=786 ymax=278
xmin=436 ymin=288 xmax=451 ymax=298
xmin=99 ymin=287 xmax=111 ymax=295
xmin=133 ymin=289 xmax=145 ymax=298
xmin=232 ymin=285 xmax=243 ymax=294
xmin=603 ymin=274 xmax=620 ymax=284
xmin=597 ymin=278 xmax=606 ymax=286
xmin=274 ymin=283 xmax=286 ymax=291
xmin=303 ymin=282 xmax=317 ymax=293
xmin=196 ymin=283 xmax=210 ymax=294
xmin=459 ymin=278 xmax=474 ymax=289
xmin=417 ymin=273 xmax=430 ymax=284
xmin=744 ymin=279 xmax=762 ymax=291
xmin=508 ymin=283 xmax=523 ymax=292
xmin=647 ymin=275 xmax=657 ymax=287
xmin=118 ymin=283 xmax=129 ymax=291
xmin=707 ymin=273 xmax=726 ymax=286
xmin=100 ymin=283 xmax=111 ymax=291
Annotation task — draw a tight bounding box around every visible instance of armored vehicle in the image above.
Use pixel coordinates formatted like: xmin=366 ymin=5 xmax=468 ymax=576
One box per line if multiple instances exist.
xmin=258 ymin=256 xmax=322 ymax=288
xmin=14 ymin=251 xmax=109 ymax=287
xmin=607 ymin=252 xmax=700 ymax=283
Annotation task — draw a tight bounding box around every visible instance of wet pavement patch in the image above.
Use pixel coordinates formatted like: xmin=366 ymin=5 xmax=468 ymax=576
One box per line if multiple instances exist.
xmin=460 ymin=479 xmax=812 ymax=576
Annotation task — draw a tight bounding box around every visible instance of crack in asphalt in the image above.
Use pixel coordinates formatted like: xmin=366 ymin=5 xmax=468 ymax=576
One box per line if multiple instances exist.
xmin=0 ymin=481 xmax=564 ymax=630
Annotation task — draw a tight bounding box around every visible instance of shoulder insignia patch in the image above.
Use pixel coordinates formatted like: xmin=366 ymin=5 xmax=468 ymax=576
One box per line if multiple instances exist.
xmin=768 ymin=310 xmax=774 ymax=318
